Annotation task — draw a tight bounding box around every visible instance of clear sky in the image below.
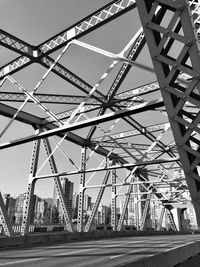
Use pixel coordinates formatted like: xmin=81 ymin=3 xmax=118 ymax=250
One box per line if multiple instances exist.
xmin=0 ymin=1 xmax=159 ymax=204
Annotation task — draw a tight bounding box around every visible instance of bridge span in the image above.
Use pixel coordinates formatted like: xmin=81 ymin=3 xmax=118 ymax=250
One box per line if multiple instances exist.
xmin=1 ymin=0 xmax=200 ymax=266
xmin=0 ymin=233 xmax=200 ymax=267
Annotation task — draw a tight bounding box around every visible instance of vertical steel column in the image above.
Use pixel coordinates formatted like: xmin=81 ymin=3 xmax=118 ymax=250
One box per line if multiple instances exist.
xmin=158 ymin=206 xmax=165 ymax=231
xmin=133 ymin=183 xmax=140 ymax=230
xmin=151 ymin=197 xmax=156 ymax=230
xmin=117 ymin=174 xmax=135 ymax=231
xmin=84 ymin=169 xmax=110 ymax=232
xmin=166 ymin=208 xmax=177 ymax=231
xmin=111 ymin=167 xmax=117 ymax=231
xmin=21 ymin=139 xmax=40 ymax=236
xmin=77 ymin=146 xmax=87 ymax=232
xmin=42 ymin=138 xmax=73 ymax=232
xmin=0 ymin=192 xmax=13 ymax=236
xmin=140 ymin=194 xmax=151 ymax=231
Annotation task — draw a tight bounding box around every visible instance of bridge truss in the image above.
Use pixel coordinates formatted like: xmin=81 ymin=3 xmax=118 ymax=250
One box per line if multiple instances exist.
xmin=0 ymin=0 xmax=200 ymax=236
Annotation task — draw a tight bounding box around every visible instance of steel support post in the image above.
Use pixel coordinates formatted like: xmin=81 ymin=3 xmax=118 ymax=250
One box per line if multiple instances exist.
xmin=116 ymin=174 xmax=135 ymax=231
xmin=158 ymin=206 xmax=165 ymax=231
xmin=84 ymin=169 xmax=111 ymax=232
xmin=136 ymin=0 xmax=200 ymax=225
xmin=166 ymin=208 xmax=177 ymax=231
xmin=151 ymin=197 xmax=156 ymax=230
xmin=140 ymin=194 xmax=151 ymax=231
xmin=111 ymin=167 xmax=117 ymax=231
xmin=133 ymin=182 xmax=140 ymax=230
xmin=42 ymin=138 xmax=73 ymax=232
xmin=0 ymin=192 xmax=13 ymax=237
xmin=77 ymin=146 xmax=87 ymax=232
xmin=134 ymin=203 xmax=140 ymax=230
xmin=21 ymin=139 xmax=40 ymax=236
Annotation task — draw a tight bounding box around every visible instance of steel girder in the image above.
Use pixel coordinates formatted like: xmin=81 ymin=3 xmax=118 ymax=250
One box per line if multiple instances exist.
xmin=0 ymin=92 xmax=100 ymax=105
xmin=0 ymin=192 xmax=13 ymax=237
xmin=0 ymin=98 xmax=164 ymax=150
xmin=77 ymin=147 xmax=87 ymax=232
xmin=140 ymin=193 xmax=151 ymax=231
xmin=136 ymin=0 xmax=200 ymax=223
xmin=0 ymin=0 xmax=136 ymax=105
xmin=21 ymin=139 xmax=41 ymax=236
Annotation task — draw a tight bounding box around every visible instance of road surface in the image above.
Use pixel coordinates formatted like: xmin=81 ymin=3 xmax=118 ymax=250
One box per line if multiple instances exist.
xmin=0 ymin=234 xmax=200 ymax=266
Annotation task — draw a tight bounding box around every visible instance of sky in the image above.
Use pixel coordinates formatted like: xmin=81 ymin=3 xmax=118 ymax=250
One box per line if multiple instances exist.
xmin=0 ymin=1 xmax=162 ymax=204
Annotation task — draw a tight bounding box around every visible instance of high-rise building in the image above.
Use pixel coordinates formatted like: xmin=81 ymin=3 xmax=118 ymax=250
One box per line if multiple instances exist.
xmin=53 ymin=177 xmax=74 ymax=223
xmin=52 ymin=177 xmax=74 ymax=222
xmin=72 ymin=193 xmax=79 ymax=219
xmin=97 ymin=203 xmax=110 ymax=225
xmin=15 ymin=193 xmax=25 ymax=224
xmin=29 ymin=194 xmax=37 ymax=224
xmin=3 ymin=194 xmax=10 ymax=210
xmin=84 ymin=195 xmax=92 ymax=212
xmin=61 ymin=177 xmax=74 ymax=218
xmin=3 ymin=194 xmax=16 ymax=223
xmin=35 ymin=197 xmax=45 ymax=223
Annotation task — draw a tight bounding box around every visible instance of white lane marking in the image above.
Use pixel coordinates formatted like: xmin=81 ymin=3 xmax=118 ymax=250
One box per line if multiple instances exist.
xmin=54 ymin=247 xmax=98 ymax=256
xmin=104 ymin=240 xmax=150 ymax=247
xmin=110 ymin=249 xmax=143 ymax=259
xmin=43 ymin=240 xmax=149 ymax=251
xmin=110 ymin=243 xmax=171 ymax=259
xmin=0 ymin=258 xmax=43 ymax=266
xmin=0 ymin=247 xmax=100 ymax=266
xmin=164 ymin=241 xmax=200 ymax=252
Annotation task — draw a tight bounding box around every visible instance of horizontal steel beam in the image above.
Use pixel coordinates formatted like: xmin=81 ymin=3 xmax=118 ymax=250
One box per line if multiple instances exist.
xmin=32 ymin=156 xmax=180 ymax=180
xmin=0 ymin=98 xmax=164 ymax=150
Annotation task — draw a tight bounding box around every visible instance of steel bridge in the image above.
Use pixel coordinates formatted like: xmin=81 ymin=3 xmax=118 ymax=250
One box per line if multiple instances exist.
xmin=0 ymin=0 xmax=200 ymax=238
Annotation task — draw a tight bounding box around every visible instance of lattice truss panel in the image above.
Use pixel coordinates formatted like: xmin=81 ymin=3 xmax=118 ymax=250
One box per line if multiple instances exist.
xmin=0 ymin=0 xmax=199 ymax=235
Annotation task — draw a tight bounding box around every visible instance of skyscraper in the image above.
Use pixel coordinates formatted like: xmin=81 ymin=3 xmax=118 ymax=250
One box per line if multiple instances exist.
xmin=53 ymin=177 xmax=74 ymax=222
xmin=84 ymin=195 xmax=92 ymax=212
xmin=3 ymin=194 xmax=16 ymax=223
xmin=61 ymin=177 xmax=74 ymax=218
xmin=15 ymin=193 xmax=25 ymax=224
xmin=72 ymin=193 xmax=79 ymax=220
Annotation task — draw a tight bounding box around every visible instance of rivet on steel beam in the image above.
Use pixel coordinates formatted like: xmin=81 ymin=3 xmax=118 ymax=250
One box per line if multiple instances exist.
xmin=178 ymin=5 xmax=184 ymax=11
xmin=169 ymin=115 xmax=175 ymax=120
xmin=186 ymin=40 xmax=193 ymax=47
xmin=186 ymin=170 xmax=191 ymax=176
xmin=177 ymin=142 xmax=183 ymax=147
xmin=165 ymin=30 xmax=170 ymax=35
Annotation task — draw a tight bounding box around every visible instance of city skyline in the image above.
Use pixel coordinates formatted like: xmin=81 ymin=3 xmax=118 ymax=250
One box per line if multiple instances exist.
xmin=2 ymin=188 xmax=198 ymax=233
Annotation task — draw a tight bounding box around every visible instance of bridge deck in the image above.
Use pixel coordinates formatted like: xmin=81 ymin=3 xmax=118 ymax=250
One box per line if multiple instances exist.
xmin=0 ymin=234 xmax=200 ymax=267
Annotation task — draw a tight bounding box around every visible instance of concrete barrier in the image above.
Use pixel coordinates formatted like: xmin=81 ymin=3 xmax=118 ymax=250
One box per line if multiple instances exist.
xmin=0 ymin=230 xmax=196 ymax=249
xmin=123 ymin=240 xmax=200 ymax=267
